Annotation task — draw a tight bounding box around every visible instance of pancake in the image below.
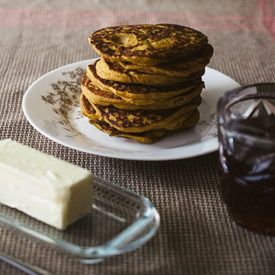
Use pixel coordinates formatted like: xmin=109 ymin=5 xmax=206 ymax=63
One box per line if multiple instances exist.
xmin=82 ymin=24 xmax=213 ymax=143
xmin=90 ymin=119 xmax=168 ymax=143
xmin=91 ymin=101 xmax=200 ymax=133
xmin=86 ymin=61 xmax=203 ymax=103
xmin=81 ymin=73 xmax=204 ymax=110
xmin=80 ymin=93 xmax=98 ymax=120
xmin=80 ymin=93 xmax=200 ymax=143
xmin=89 ymin=24 xmax=209 ymax=65
xmin=81 ymin=74 xmax=123 ymax=105
xmin=96 ymin=57 xmax=205 ymax=86
xmin=92 ymin=110 xmax=199 ymax=144
xmin=117 ymin=43 xmax=213 ymax=78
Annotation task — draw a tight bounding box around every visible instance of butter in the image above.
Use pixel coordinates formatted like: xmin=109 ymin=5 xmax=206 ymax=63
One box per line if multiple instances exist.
xmin=0 ymin=139 xmax=93 ymax=230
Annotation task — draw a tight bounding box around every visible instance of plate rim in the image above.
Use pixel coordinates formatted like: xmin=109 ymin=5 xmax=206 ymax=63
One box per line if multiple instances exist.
xmin=22 ymin=59 xmax=240 ymax=161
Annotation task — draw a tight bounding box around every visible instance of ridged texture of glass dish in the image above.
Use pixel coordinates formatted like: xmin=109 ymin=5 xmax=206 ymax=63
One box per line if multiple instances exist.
xmin=0 ymin=176 xmax=160 ymax=263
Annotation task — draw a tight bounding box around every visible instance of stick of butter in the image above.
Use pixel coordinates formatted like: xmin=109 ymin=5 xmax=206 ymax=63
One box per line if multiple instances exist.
xmin=0 ymin=139 xmax=93 ymax=230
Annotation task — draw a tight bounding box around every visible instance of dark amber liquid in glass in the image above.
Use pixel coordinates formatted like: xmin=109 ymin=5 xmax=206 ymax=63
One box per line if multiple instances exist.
xmin=221 ymin=116 xmax=275 ymax=235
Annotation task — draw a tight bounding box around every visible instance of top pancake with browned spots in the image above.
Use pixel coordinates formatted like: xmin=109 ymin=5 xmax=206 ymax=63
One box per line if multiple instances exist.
xmin=89 ymin=24 xmax=209 ymax=65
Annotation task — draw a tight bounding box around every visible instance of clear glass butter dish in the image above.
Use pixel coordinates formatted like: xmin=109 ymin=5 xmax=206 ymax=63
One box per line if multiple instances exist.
xmin=0 ymin=176 xmax=160 ymax=263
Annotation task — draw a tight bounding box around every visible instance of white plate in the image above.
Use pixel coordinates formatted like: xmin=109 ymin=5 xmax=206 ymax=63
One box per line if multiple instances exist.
xmin=22 ymin=59 xmax=240 ymax=161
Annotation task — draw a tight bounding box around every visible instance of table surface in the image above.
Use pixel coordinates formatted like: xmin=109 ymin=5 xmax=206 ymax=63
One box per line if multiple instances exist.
xmin=1 ymin=0 xmax=275 ymax=274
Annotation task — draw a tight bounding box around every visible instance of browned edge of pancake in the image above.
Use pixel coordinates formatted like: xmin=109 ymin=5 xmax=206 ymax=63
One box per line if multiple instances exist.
xmin=86 ymin=62 xmax=204 ymax=102
xmin=96 ymin=58 xmax=205 ymax=87
xmin=89 ymin=24 xmax=209 ymax=65
xmin=82 ymin=73 xmax=204 ymax=110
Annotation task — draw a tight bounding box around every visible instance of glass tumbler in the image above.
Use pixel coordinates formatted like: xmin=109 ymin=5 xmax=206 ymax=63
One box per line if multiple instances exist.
xmin=218 ymin=83 xmax=275 ymax=235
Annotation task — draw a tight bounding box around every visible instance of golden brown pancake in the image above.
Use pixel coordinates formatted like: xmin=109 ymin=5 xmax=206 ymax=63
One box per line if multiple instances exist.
xmin=89 ymin=24 xmax=209 ymax=65
xmin=81 ymin=74 xmax=123 ymax=105
xmin=80 ymin=93 xmax=98 ymax=120
xmin=80 ymin=93 xmax=200 ymax=143
xmin=117 ymin=43 xmax=213 ymax=78
xmin=96 ymin=58 xmax=205 ymax=86
xmin=81 ymin=73 xmax=204 ymax=110
xmin=86 ymin=62 xmax=203 ymax=103
xmin=90 ymin=118 xmax=199 ymax=144
xmin=82 ymin=24 xmax=213 ymax=143
xmin=91 ymin=101 xmax=200 ymax=133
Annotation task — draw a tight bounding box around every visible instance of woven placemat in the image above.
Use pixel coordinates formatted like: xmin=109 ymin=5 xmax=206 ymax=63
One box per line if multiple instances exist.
xmin=0 ymin=0 xmax=275 ymax=274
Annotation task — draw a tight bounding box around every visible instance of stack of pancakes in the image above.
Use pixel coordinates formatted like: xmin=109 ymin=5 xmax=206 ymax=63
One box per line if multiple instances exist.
xmin=80 ymin=24 xmax=213 ymax=143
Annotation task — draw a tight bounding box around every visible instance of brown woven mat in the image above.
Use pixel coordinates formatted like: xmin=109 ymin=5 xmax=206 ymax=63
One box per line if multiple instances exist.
xmin=0 ymin=0 xmax=275 ymax=274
